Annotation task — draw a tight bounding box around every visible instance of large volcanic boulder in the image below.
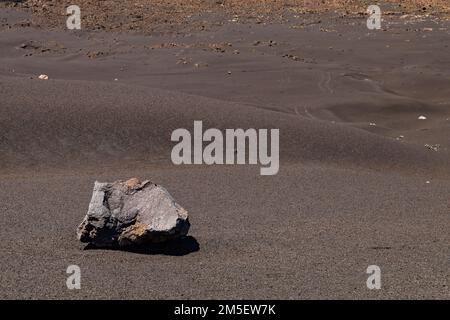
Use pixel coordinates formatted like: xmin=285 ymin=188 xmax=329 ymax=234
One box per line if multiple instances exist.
xmin=77 ymin=178 xmax=190 ymax=247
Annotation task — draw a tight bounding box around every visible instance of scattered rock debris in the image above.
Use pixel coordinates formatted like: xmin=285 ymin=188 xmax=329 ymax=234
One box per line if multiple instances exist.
xmin=425 ymin=144 xmax=440 ymax=152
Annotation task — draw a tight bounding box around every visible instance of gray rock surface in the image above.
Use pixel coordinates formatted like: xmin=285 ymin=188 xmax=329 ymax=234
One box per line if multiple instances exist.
xmin=77 ymin=178 xmax=190 ymax=247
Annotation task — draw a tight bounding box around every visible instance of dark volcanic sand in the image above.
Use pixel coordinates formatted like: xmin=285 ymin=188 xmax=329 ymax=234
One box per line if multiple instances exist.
xmin=0 ymin=7 xmax=449 ymax=299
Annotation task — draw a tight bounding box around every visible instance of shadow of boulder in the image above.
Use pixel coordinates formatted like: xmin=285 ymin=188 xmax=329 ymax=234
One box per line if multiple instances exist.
xmin=83 ymin=236 xmax=200 ymax=256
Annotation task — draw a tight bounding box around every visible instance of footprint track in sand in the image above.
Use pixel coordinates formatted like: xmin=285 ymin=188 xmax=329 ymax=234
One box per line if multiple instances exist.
xmin=317 ymin=71 xmax=334 ymax=95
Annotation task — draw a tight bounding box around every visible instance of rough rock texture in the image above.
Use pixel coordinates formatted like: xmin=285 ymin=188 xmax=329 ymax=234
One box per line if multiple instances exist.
xmin=77 ymin=178 xmax=190 ymax=247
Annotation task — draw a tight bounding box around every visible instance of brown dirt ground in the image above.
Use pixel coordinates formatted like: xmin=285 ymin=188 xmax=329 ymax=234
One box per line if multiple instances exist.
xmin=2 ymin=1 xmax=450 ymax=33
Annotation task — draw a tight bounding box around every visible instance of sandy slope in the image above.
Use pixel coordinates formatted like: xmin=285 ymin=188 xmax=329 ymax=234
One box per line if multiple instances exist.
xmin=0 ymin=6 xmax=449 ymax=299
xmin=1 ymin=76 xmax=448 ymax=175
